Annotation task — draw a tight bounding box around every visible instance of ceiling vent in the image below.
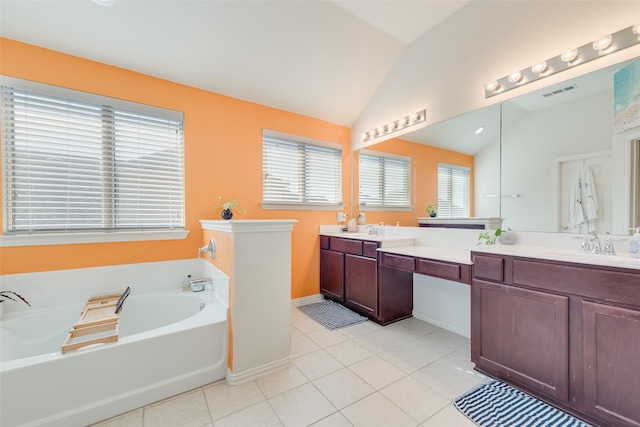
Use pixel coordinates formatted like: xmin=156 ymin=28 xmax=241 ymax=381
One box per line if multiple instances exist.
xmin=542 ymin=84 xmax=578 ymax=98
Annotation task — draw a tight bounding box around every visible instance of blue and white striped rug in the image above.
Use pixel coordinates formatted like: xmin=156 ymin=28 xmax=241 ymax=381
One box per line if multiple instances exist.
xmin=297 ymin=300 xmax=367 ymax=330
xmin=454 ymin=380 xmax=591 ymax=427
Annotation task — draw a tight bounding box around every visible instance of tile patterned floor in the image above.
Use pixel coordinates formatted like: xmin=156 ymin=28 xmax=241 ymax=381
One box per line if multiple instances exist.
xmin=92 ymin=308 xmax=486 ymax=427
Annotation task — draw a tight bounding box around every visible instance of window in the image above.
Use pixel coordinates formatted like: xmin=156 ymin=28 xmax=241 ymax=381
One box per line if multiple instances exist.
xmin=1 ymin=79 xmax=185 ymax=237
xmin=262 ymin=130 xmax=342 ymax=209
xmin=358 ymin=150 xmax=411 ymax=210
xmin=437 ymin=163 xmax=470 ymax=217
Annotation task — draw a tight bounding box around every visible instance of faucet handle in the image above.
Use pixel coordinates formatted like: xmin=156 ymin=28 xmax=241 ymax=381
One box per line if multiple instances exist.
xmin=603 ymin=238 xmax=616 ymax=255
xmin=579 ymin=236 xmax=591 ymax=253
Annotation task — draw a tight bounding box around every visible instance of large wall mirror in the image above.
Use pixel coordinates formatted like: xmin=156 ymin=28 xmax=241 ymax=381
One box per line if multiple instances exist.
xmin=501 ymin=56 xmax=639 ymax=235
xmin=356 ymin=55 xmax=640 ymax=236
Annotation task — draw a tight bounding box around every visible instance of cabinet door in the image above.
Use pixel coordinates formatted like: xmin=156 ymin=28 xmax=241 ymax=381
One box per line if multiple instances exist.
xmin=345 ymin=254 xmax=378 ymax=316
xmin=583 ymin=301 xmax=640 ymax=427
xmin=472 ymin=280 xmax=569 ymax=402
xmin=320 ymin=249 xmax=344 ymax=301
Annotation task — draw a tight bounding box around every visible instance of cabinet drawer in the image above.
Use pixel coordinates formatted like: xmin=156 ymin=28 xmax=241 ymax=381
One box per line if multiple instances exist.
xmin=380 ymin=253 xmax=415 ymax=272
xmin=417 ymin=258 xmax=464 ymax=282
xmin=320 ymin=236 xmax=330 ymax=250
xmin=363 ymin=242 xmax=379 ymax=259
xmin=330 ymin=238 xmax=362 ymax=255
xmin=473 ymin=254 xmax=504 ymax=282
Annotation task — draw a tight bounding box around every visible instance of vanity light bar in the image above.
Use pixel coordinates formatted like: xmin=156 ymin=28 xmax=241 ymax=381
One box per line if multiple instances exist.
xmin=485 ymin=23 xmax=640 ymax=98
xmin=361 ymin=109 xmax=426 ymax=142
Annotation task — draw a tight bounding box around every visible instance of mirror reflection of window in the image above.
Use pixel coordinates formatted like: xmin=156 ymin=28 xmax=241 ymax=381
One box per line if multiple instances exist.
xmin=437 ymin=163 xmax=470 ymax=217
xmin=358 ymin=150 xmax=411 ymax=208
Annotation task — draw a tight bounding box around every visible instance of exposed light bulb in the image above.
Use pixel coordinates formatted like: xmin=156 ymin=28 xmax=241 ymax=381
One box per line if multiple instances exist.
xmin=398 ymin=117 xmax=408 ymax=127
xmin=475 ymin=126 xmax=485 ymax=135
xmin=409 ymin=113 xmax=418 ymax=123
xmin=592 ymin=34 xmax=613 ymax=52
xmin=560 ymin=48 xmax=580 ymax=65
xmin=507 ymin=71 xmax=525 ymax=84
xmin=531 ymin=61 xmax=551 ymax=75
xmin=485 ymin=81 xmax=502 ymax=92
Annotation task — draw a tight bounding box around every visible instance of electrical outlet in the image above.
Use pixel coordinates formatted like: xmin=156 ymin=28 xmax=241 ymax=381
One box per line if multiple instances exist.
xmin=336 ymin=212 xmax=347 ymax=223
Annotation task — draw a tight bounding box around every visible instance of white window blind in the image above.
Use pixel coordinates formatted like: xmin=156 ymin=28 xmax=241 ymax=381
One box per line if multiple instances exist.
xmin=359 ymin=150 xmax=411 ymax=208
xmin=262 ymin=130 xmax=342 ymax=208
xmin=437 ymin=163 xmax=470 ymax=217
xmin=1 ymin=83 xmax=185 ymax=234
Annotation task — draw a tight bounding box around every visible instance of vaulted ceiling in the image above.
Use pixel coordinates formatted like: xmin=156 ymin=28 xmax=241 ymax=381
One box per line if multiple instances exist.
xmin=0 ymin=0 xmax=470 ymax=127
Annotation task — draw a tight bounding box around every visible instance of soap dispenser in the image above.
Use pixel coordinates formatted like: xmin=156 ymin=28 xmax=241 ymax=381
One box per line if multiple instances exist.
xmin=182 ymin=274 xmax=192 ymax=291
xmin=630 ymin=228 xmax=640 ymax=258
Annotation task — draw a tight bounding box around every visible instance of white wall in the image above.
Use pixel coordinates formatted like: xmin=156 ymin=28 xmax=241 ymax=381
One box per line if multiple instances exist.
xmin=352 ymin=1 xmax=640 ymax=150
xmin=501 ymin=90 xmax=612 ymax=232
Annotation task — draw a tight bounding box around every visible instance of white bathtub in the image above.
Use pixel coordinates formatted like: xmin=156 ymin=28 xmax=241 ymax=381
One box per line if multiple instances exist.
xmin=0 ymin=290 xmax=228 ymax=427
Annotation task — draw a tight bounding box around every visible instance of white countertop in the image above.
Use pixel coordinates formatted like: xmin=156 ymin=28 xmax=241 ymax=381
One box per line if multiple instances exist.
xmin=473 ymin=244 xmax=640 ymax=271
xmin=378 ymin=245 xmax=472 ymax=265
xmin=320 ymin=232 xmax=414 ymax=248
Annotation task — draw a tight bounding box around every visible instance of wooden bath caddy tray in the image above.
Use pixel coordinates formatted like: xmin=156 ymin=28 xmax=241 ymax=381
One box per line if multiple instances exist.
xmin=61 ymin=293 xmax=124 ymax=354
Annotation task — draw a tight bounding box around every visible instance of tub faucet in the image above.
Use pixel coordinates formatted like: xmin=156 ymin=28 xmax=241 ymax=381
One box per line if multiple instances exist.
xmin=197 ymin=239 xmax=215 ymax=259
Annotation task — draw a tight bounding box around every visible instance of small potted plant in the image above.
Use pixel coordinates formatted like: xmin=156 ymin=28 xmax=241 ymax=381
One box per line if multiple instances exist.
xmin=213 ymin=196 xmax=246 ymax=220
xmin=0 ymin=291 xmax=31 ymax=319
xmin=426 ymin=204 xmax=438 ymax=218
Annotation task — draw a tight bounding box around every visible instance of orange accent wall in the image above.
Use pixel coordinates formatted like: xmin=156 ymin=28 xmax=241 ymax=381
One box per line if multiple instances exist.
xmin=0 ymin=38 xmax=350 ymax=302
xmin=353 ymin=136 xmax=474 ymax=225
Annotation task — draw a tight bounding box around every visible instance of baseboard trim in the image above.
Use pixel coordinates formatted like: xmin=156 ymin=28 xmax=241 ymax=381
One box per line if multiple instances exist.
xmin=412 ymin=310 xmax=470 ymax=338
xmin=225 ymin=356 xmax=293 ymax=385
xmin=291 ymin=293 xmax=324 ymax=307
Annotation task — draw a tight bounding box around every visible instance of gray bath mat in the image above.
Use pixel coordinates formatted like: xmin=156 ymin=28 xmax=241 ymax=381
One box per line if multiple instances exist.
xmin=297 ymin=300 xmax=367 ymax=330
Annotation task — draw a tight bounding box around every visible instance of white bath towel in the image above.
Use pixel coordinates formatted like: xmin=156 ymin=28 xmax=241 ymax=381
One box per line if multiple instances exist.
xmin=570 ymin=174 xmax=585 ymax=232
xmin=581 ymin=166 xmax=599 ymax=232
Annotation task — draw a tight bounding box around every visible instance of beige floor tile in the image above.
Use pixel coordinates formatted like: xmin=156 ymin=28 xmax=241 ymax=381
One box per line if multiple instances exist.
xmin=143 ymin=389 xmax=211 ymax=427
xmin=353 ymin=327 xmax=414 ymax=354
xmin=310 ymin=412 xmax=353 ymax=427
xmin=291 ymin=334 xmax=322 ymax=358
xmin=349 ymin=355 xmax=407 ymax=390
xmin=381 ymin=376 xmax=449 ymax=423
xmin=291 ymin=317 xmax=325 ymax=334
xmin=256 ymin=365 xmax=309 ymax=398
xmin=204 ymin=380 xmax=266 ymax=421
xmin=268 ymin=382 xmax=337 ymax=427
xmin=338 ymin=322 xmax=377 ymax=339
xmin=379 ymin=336 xmax=453 ymax=374
xmin=212 ymin=401 xmax=283 ymax=427
xmin=421 ymin=404 xmax=477 ymax=427
xmin=341 ymin=392 xmax=418 ymax=427
xmin=411 ymin=360 xmax=486 ymax=400
xmin=312 ymin=368 xmax=375 ymax=409
xmin=290 ymin=307 xmax=309 ymax=323
xmin=291 ymin=324 xmax=303 ymax=338
xmin=91 ymin=408 xmax=143 ymax=427
xmin=324 ymin=339 xmax=374 ymax=366
xmin=306 ymin=328 xmax=349 ymax=348
xmin=294 ymin=349 xmax=344 ymax=381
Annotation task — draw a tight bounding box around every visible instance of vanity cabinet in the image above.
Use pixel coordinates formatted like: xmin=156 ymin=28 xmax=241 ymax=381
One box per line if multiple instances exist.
xmin=471 ymin=252 xmax=640 ymax=427
xmin=320 ymin=235 xmax=413 ymax=325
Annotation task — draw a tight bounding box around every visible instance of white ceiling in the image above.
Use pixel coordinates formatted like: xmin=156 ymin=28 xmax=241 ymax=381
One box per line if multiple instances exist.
xmin=0 ymin=0 xmax=470 ymax=127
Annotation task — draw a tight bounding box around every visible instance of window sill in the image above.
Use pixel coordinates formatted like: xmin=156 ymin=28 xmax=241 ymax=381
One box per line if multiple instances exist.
xmin=358 ymin=205 xmax=413 ymax=212
xmin=0 ymin=229 xmax=190 ymax=247
xmin=260 ymin=201 xmax=344 ymax=211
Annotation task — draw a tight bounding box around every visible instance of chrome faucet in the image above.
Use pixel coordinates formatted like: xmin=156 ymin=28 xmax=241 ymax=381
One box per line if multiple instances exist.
xmin=581 ymin=232 xmax=602 ymax=254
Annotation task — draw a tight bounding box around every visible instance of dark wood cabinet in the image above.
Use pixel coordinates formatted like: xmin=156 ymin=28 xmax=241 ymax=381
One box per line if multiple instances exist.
xmin=472 ymin=280 xmax=569 ymax=401
xmin=345 ymin=254 xmax=378 ymax=316
xmin=320 ymin=249 xmax=344 ymax=301
xmin=471 ymin=251 xmax=640 ymax=427
xmin=320 ymin=235 xmax=413 ymax=325
xmin=582 ymin=301 xmax=640 ymax=427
